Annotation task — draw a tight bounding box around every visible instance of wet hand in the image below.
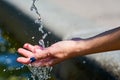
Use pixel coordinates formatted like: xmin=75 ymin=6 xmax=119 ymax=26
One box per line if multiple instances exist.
xmin=17 ymin=40 xmax=82 ymax=66
xmin=17 ymin=43 xmax=51 ymax=66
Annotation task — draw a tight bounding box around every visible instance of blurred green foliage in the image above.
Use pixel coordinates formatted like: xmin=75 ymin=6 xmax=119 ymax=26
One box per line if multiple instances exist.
xmin=0 ymin=24 xmax=55 ymax=80
xmin=0 ymin=25 xmax=22 ymax=53
xmin=0 ymin=24 xmax=29 ymax=80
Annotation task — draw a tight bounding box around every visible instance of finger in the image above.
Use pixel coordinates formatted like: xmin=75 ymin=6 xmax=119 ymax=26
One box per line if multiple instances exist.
xmin=23 ymin=43 xmax=35 ymax=52
xmin=24 ymin=43 xmax=43 ymax=53
xmin=29 ymin=57 xmax=53 ymax=67
xmin=31 ymin=60 xmax=43 ymax=67
xmin=18 ymin=48 xmax=34 ymax=57
xmin=34 ymin=45 xmax=43 ymax=50
xmin=17 ymin=57 xmax=30 ymax=64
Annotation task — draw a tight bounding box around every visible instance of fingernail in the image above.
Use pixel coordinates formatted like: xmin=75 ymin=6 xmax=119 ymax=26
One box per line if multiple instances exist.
xmin=24 ymin=43 xmax=29 ymax=47
xmin=30 ymin=57 xmax=36 ymax=63
xmin=17 ymin=48 xmax=22 ymax=52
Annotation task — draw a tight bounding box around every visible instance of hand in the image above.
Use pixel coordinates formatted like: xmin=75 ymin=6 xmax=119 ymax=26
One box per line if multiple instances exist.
xmin=17 ymin=27 xmax=120 ymax=66
xmin=17 ymin=40 xmax=83 ymax=66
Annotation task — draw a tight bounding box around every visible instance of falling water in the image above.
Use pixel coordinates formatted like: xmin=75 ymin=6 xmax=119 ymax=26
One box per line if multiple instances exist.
xmin=27 ymin=0 xmax=53 ymax=80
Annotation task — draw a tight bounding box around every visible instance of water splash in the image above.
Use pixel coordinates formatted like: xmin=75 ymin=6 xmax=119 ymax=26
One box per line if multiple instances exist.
xmin=27 ymin=64 xmax=53 ymax=80
xmin=27 ymin=0 xmax=53 ymax=80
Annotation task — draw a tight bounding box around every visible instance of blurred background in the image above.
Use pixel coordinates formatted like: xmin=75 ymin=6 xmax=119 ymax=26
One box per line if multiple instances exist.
xmin=0 ymin=0 xmax=120 ymax=80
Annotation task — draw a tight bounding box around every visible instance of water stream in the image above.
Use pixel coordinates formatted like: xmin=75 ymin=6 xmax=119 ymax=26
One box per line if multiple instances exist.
xmin=27 ymin=0 xmax=53 ymax=80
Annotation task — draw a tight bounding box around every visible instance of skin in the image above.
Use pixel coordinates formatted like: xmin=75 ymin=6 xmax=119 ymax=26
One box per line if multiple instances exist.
xmin=17 ymin=27 xmax=120 ymax=66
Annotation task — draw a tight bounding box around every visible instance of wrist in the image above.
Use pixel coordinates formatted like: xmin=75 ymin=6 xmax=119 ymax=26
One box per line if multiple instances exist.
xmin=71 ymin=38 xmax=90 ymax=56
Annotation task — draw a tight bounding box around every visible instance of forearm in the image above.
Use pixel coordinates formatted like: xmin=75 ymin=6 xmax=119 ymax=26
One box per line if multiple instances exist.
xmin=78 ymin=27 xmax=120 ymax=56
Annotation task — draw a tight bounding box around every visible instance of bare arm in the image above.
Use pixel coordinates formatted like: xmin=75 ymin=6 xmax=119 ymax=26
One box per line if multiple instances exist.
xmin=82 ymin=26 xmax=120 ymax=55
xmin=17 ymin=27 xmax=120 ymax=66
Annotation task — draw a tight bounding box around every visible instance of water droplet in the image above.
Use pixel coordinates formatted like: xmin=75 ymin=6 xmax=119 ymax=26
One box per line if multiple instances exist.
xmin=39 ymin=39 xmax=45 ymax=48
xmin=83 ymin=60 xmax=86 ymax=64
xmin=39 ymin=25 xmax=44 ymax=33
xmin=48 ymin=31 xmax=51 ymax=34
xmin=32 ymin=36 xmax=35 ymax=39
xmin=3 ymin=69 xmax=6 ymax=72
xmin=42 ymin=33 xmax=48 ymax=40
